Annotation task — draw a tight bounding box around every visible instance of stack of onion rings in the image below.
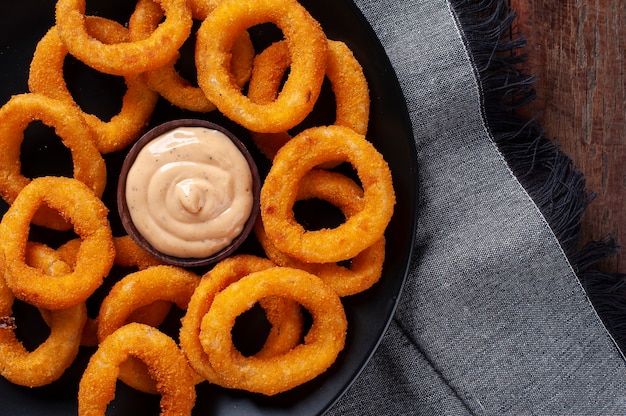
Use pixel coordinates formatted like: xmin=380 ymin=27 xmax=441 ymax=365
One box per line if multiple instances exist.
xmin=128 ymin=0 xmax=255 ymax=113
xmin=199 ymin=266 xmax=347 ymax=396
xmin=260 ymin=125 xmax=395 ymax=264
xmin=179 ymin=254 xmax=304 ymax=387
xmin=96 ymin=265 xmax=201 ymax=393
xmin=255 ymin=169 xmax=386 ymax=297
xmin=196 ymin=0 xmax=328 ymax=133
xmin=0 ymin=0 xmax=397 ymax=407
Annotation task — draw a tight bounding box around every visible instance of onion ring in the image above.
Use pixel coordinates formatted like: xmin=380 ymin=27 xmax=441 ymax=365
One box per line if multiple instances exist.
xmin=0 ymin=93 xmax=107 ymax=230
xmin=249 ymin=39 xmax=370 ymax=160
xmin=255 ymin=169 xmax=385 ymax=297
xmin=96 ymin=265 xmax=201 ymax=393
xmin=179 ymin=254 xmax=304 ymax=387
xmin=78 ymin=323 xmax=196 ymax=415
xmin=128 ymin=0 xmax=254 ymax=113
xmin=199 ymin=266 xmax=346 ymax=395
xmin=196 ymin=0 xmax=328 ymax=133
xmin=55 ymin=0 xmax=193 ymax=76
xmin=28 ymin=17 xmax=159 ymax=154
xmin=0 ymin=244 xmax=87 ymax=387
xmin=0 ymin=176 xmax=115 ymax=310
xmin=260 ymin=125 xmax=395 ymax=263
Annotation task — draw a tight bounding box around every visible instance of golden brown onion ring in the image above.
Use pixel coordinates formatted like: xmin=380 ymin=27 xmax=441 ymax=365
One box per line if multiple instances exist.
xmin=0 ymin=176 xmax=114 ymax=310
xmin=0 ymin=93 xmax=107 ymax=230
xmin=248 ymin=39 xmax=370 ymax=160
xmin=260 ymin=125 xmax=395 ymax=263
xmin=179 ymin=254 xmax=303 ymax=387
xmin=28 ymin=17 xmax=159 ymax=154
xmin=199 ymin=266 xmax=346 ymax=395
xmin=0 ymin=244 xmax=87 ymax=387
xmin=78 ymin=323 xmax=196 ymax=415
xmin=55 ymin=0 xmax=192 ymax=76
xmin=196 ymin=0 xmax=328 ymax=133
xmin=255 ymin=169 xmax=385 ymax=297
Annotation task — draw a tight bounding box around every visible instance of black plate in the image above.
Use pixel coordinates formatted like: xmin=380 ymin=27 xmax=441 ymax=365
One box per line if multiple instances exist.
xmin=0 ymin=0 xmax=418 ymax=414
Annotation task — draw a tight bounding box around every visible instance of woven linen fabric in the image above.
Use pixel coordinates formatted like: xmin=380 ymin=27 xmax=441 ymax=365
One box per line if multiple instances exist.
xmin=327 ymin=0 xmax=626 ymax=414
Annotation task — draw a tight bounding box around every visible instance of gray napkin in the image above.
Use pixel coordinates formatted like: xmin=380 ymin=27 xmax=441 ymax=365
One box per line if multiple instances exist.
xmin=328 ymin=0 xmax=626 ymax=414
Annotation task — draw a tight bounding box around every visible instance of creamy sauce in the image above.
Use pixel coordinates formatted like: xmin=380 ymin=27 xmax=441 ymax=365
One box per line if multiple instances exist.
xmin=125 ymin=126 xmax=254 ymax=258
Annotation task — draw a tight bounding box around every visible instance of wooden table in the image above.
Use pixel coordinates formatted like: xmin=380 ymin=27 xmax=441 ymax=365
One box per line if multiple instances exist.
xmin=511 ymin=0 xmax=625 ymax=273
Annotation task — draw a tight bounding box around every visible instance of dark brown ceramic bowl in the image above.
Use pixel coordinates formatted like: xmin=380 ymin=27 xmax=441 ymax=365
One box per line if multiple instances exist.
xmin=117 ymin=119 xmax=261 ymax=268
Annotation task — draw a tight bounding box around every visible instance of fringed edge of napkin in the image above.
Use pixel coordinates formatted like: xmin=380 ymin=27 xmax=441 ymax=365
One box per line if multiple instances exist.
xmin=450 ymin=0 xmax=626 ymax=353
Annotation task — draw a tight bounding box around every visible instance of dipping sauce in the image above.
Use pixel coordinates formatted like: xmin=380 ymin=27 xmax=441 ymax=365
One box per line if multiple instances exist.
xmin=125 ymin=126 xmax=254 ymax=258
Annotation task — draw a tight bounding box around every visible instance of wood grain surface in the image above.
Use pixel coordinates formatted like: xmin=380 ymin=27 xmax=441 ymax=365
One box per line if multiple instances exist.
xmin=511 ymin=0 xmax=625 ymax=273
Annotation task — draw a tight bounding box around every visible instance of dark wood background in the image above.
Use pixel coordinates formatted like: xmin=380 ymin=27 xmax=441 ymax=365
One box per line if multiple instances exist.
xmin=511 ymin=0 xmax=625 ymax=273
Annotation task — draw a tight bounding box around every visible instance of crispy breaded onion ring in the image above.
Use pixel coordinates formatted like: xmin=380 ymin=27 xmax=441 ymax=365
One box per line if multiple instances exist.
xmin=0 ymin=244 xmax=87 ymax=387
xmin=128 ymin=0 xmax=254 ymax=113
xmin=78 ymin=323 xmax=196 ymax=416
xmin=199 ymin=266 xmax=347 ymax=396
xmin=248 ymin=39 xmax=370 ymax=160
xmin=0 ymin=176 xmax=115 ymax=310
xmin=255 ymin=169 xmax=385 ymax=297
xmin=55 ymin=0 xmax=192 ymax=76
xmin=196 ymin=0 xmax=328 ymax=133
xmin=260 ymin=125 xmax=395 ymax=263
xmin=0 ymin=93 xmax=107 ymax=230
xmin=96 ymin=265 xmax=201 ymax=394
xmin=179 ymin=254 xmax=303 ymax=387
xmin=28 ymin=17 xmax=159 ymax=154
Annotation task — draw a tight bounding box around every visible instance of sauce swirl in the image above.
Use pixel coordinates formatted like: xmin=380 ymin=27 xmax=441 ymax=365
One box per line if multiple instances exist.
xmin=125 ymin=126 xmax=254 ymax=258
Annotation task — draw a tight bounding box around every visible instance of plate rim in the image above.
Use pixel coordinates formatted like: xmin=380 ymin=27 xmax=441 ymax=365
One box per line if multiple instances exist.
xmin=0 ymin=0 xmax=419 ymax=414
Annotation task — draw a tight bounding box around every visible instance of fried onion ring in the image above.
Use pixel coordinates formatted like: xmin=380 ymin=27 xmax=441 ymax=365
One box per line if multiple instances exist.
xmin=0 ymin=93 xmax=107 ymax=230
xmin=199 ymin=266 xmax=346 ymax=395
xmin=179 ymin=254 xmax=304 ymax=387
xmin=78 ymin=323 xmax=196 ymax=415
xmin=255 ymin=169 xmax=385 ymax=297
xmin=260 ymin=125 xmax=395 ymax=263
xmin=28 ymin=17 xmax=159 ymax=154
xmin=196 ymin=0 xmax=328 ymax=133
xmin=0 ymin=245 xmax=87 ymax=387
xmin=249 ymin=39 xmax=370 ymax=160
xmin=55 ymin=0 xmax=193 ymax=76
xmin=0 ymin=176 xmax=115 ymax=310
xmin=128 ymin=0 xmax=254 ymax=113
xmin=96 ymin=265 xmax=201 ymax=393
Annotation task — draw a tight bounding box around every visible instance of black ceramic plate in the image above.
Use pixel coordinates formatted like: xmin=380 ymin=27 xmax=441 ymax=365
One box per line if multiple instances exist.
xmin=0 ymin=0 xmax=418 ymax=415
